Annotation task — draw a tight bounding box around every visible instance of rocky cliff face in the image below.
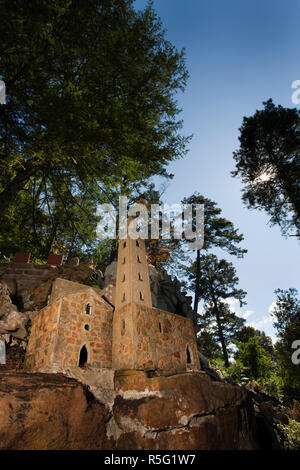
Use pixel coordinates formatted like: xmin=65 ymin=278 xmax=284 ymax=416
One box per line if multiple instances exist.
xmin=0 ymin=371 xmax=113 ymax=450
xmin=111 ymin=370 xmax=257 ymax=450
xmin=0 ymin=369 xmax=265 ymax=450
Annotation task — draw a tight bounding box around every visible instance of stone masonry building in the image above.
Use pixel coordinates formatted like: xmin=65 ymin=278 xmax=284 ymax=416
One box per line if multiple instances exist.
xmin=112 ymin=227 xmax=200 ymax=371
xmin=25 ymin=280 xmax=113 ymax=371
xmin=25 ymin=222 xmax=200 ymax=373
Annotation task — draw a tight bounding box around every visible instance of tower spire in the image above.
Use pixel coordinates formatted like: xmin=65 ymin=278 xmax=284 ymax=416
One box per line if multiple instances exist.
xmin=115 ymin=216 xmax=152 ymax=309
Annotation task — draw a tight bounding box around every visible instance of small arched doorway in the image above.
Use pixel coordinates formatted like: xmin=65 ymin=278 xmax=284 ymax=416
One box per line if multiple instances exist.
xmin=79 ymin=345 xmax=88 ymax=368
xmin=186 ymin=345 xmax=193 ymax=367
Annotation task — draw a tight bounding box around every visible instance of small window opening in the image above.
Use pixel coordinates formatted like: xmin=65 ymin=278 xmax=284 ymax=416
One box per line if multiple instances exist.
xmin=140 ymin=291 xmax=144 ymax=301
xmin=122 ymin=293 xmax=126 ymax=302
xmin=122 ymin=274 xmax=126 ymax=282
xmin=136 ymin=240 xmax=140 ymax=247
xmin=186 ymin=345 xmax=192 ymax=365
xmin=79 ymin=345 xmax=88 ymax=368
xmin=158 ymin=322 xmax=162 ymax=333
xmin=122 ymin=319 xmax=125 ymax=330
xmin=122 ymin=257 xmax=126 ymax=264
xmin=84 ymin=324 xmax=90 ymax=331
xmin=138 ymin=272 xmax=143 ymax=281
xmin=137 ymin=255 xmax=141 ymax=263
xmin=123 ymin=241 xmax=126 ymax=248
xmin=85 ymin=303 xmax=92 ymax=315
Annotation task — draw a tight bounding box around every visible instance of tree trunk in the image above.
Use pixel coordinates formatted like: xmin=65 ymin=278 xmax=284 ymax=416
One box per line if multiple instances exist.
xmin=213 ymin=300 xmax=229 ymax=367
xmin=0 ymin=163 xmax=37 ymax=215
xmin=46 ymin=222 xmax=58 ymax=257
xmin=193 ymin=249 xmax=201 ymax=327
xmin=193 ymin=249 xmax=201 ymax=311
xmin=109 ymin=241 xmax=118 ymax=263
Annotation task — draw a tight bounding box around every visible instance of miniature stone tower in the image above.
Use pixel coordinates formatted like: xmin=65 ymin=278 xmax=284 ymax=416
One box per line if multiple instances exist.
xmin=112 ymin=216 xmax=200 ymax=372
xmin=115 ymin=218 xmax=152 ymax=310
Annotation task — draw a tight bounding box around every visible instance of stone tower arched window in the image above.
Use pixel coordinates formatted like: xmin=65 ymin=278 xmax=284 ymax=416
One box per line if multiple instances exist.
xmin=79 ymin=345 xmax=88 ymax=367
xmin=85 ymin=303 xmax=92 ymax=315
xmin=186 ymin=345 xmax=192 ymax=365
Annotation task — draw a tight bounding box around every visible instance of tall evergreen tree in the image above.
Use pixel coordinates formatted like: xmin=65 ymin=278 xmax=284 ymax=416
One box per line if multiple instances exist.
xmin=187 ymin=254 xmax=246 ymax=367
xmin=0 ymin=0 xmax=190 ymax=220
xmin=235 ymin=336 xmax=273 ymax=381
xmin=181 ymin=193 xmax=246 ymax=313
xmin=234 ymin=325 xmax=274 ymax=357
xmin=232 ymin=99 xmax=300 ymax=238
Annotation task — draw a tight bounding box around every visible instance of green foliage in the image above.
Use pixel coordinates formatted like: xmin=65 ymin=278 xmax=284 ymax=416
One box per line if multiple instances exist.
xmin=227 ymin=361 xmax=250 ymax=384
xmin=288 ymin=400 xmax=300 ymax=421
xmin=272 ymin=288 xmax=300 ymax=334
xmin=259 ymin=374 xmax=285 ymax=399
xmin=180 ymin=193 xmax=247 ymax=315
xmin=236 ymin=336 xmax=272 ymax=380
xmin=209 ymin=357 xmax=229 ymax=378
xmin=196 ymin=330 xmax=223 ymax=360
xmin=230 ymin=335 xmax=284 ymax=399
xmin=25 ymin=320 xmax=32 ymax=338
xmin=278 ymin=419 xmax=300 ymax=450
xmin=181 ymin=193 xmax=247 ymax=257
xmin=234 ymin=325 xmax=274 ymax=357
xmin=188 ymin=254 xmax=246 ymax=367
xmin=30 ymin=258 xmax=47 ymax=265
xmin=232 ymin=99 xmax=300 ymax=238
xmin=0 ymin=0 xmax=190 ymax=259
xmin=86 ymin=275 xmax=101 ymax=290
xmin=188 ymin=254 xmax=247 ymax=308
xmin=271 ymin=288 xmax=300 ymax=399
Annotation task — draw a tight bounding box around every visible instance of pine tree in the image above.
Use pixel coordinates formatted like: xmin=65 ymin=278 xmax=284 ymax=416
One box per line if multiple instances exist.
xmin=232 ymin=99 xmax=300 ymax=238
xmin=187 ymin=254 xmax=246 ymax=367
xmin=181 ymin=193 xmax=246 ymax=315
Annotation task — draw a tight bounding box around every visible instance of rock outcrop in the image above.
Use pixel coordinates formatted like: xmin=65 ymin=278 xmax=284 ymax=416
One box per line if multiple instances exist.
xmin=0 ymin=283 xmax=29 ymax=339
xmin=111 ymin=370 xmax=256 ymax=450
xmin=103 ymin=261 xmax=196 ymax=322
xmin=0 ymin=371 xmax=113 ymax=450
xmin=31 ymin=259 xmax=97 ymax=311
xmin=0 ymin=369 xmax=259 ymax=450
xmin=0 ymin=367 xmax=289 ymax=450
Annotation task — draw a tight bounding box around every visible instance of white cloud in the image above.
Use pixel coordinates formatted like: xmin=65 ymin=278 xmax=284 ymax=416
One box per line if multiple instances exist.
xmin=200 ymin=298 xmax=276 ymax=342
xmin=247 ymin=315 xmax=272 ymax=329
xmin=268 ymin=301 xmax=277 ymax=315
xmin=242 ymin=310 xmax=254 ymax=319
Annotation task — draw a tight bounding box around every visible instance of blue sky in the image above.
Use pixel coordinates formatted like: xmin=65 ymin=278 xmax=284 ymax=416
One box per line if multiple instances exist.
xmin=134 ymin=0 xmax=300 ymax=341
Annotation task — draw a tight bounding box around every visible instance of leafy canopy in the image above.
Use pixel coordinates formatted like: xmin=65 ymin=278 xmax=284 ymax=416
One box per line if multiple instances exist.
xmin=232 ymin=99 xmax=300 ymax=238
xmin=0 ymin=0 xmax=190 ymax=259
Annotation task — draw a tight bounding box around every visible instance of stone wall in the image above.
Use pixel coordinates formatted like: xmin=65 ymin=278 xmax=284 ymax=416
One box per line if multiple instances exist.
xmin=49 ymin=277 xmax=99 ymax=303
xmin=25 ymin=299 xmax=61 ymax=370
xmin=112 ymin=302 xmax=200 ymax=372
xmin=25 ymin=289 xmax=114 ymax=371
xmin=0 ymin=262 xmax=51 ymax=291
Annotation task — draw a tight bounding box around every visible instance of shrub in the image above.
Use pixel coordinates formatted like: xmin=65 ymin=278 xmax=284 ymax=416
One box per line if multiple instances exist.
xmin=278 ymin=418 xmax=300 ymax=450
